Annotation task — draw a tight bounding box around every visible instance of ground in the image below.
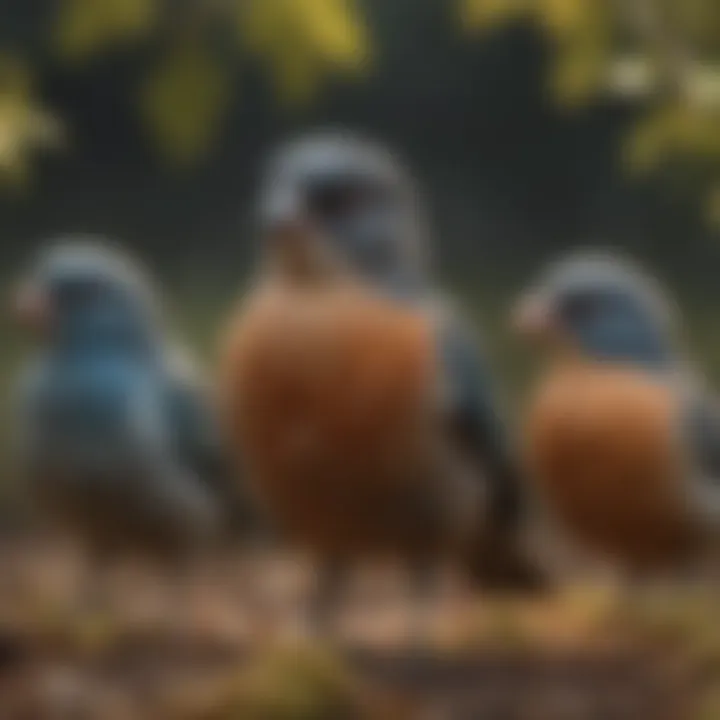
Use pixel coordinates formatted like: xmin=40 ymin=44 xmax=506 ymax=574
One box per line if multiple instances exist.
xmin=0 ymin=537 xmax=717 ymax=719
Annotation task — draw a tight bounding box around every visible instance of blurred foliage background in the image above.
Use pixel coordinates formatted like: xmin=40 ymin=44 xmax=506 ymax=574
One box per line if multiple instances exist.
xmin=1 ymin=0 xmax=720 ymax=491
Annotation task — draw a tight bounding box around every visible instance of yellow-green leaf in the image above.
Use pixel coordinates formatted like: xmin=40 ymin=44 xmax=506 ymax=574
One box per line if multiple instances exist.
xmin=536 ymin=0 xmax=594 ymax=40
xmin=138 ymin=41 xmax=232 ymax=167
xmin=460 ymin=0 xmax=529 ymax=33
xmin=238 ymin=0 xmax=370 ymax=104
xmin=0 ymin=55 xmax=63 ymax=188
xmin=549 ymin=39 xmax=609 ymax=106
xmin=55 ymin=0 xmax=158 ymax=63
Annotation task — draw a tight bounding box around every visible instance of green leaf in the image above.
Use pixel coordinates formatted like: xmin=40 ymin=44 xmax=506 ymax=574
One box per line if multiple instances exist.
xmin=54 ymin=0 xmax=158 ymax=63
xmin=238 ymin=0 xmax=370 ymax=105
xmin=138 ymin=40 xmax=233 ymax=168
xmin=0 ymin=55 xmax=63 ymax=189
xmin=460 ymin=0 xmax=529 ymax=33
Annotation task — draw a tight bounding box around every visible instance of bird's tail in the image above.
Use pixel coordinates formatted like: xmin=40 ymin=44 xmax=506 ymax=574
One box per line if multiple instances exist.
xmin=217 ymin=483 xmax=271 ymax=549
xmin=196 ymin=455 xmax=270 ymax=549
xmin=464 ymin=522 xmax=549 ymax=594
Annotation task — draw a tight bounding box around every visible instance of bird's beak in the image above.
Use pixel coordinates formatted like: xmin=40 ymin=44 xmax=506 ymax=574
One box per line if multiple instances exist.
xmin=261 ymin=183 xmax=308 ymax=243
xmin=261 ymin=183 xmax=327 ymax=279
xmin=511 ymin=291 xmax=557 ymax=341
xmin=12 ymin=279 xmax=51 ymax=335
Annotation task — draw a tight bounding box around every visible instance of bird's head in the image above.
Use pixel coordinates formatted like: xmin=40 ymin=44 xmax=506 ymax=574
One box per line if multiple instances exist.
xmin=258 ymin=130 xmax=426 ymax=292
xmin=512 ymin=252 xmax=678 ymax=369
xmin=13 ymin=237 xmax=162 ymax=354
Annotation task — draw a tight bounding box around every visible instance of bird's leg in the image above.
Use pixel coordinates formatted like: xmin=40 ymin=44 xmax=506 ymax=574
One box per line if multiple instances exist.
xmin=80 ymin=549 xmax=113 ymax=618
xmin=305 ymin=559 xmax=348 ymax=642
xmin=242 ymin=549 xmax=284 ymax=646
xmin=162 ymin=555 xmax=205 ymax=629
xmin=467 ymin=518 xmax=549 ymax=596
xmin=615 ymin=564 xmax=672 ymax=623
xmin=407 ymin=562 xmax=441 ymax=656
xmin=73 ymin=548 xmax=124 ymax=646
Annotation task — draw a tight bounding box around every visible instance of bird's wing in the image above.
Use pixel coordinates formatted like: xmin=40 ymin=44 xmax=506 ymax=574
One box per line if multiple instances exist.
xmin=680 ymin=380 xmax=720 ymax=526
xmin=424 ymin=296 xmax=544 ymax=589
xmin=9 ymin=359 xmax=48 ymax=478
xmin=106 ymin=373 xmax=222 ymax=545
xmin=429 ymin=297 xmax=524 ymax=533
xmin=162 ymin=346 xmax=259 ymax=537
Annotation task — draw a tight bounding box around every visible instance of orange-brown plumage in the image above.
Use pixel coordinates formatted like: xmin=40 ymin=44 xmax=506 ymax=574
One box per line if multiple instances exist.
xmin=524 ymin=363 xmax=698 ymax=569
xmin=220 ymin=281 xmax=443 ymax=558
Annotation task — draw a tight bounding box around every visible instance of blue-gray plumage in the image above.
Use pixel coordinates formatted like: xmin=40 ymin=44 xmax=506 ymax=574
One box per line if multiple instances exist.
xmin=517 ymin=252 xmax=677 ymax=368
xmin=434 ymin=308 xmax=523 ymax=537
xmin=260 ymin=131 xmax=427 ymax=293
xmin=12 ymin=239 xmax=240 ymax=561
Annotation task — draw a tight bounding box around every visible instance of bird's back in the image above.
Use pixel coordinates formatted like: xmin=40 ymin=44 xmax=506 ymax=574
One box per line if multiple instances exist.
xmin=524 ymin=363 xmax=697 ymax=568
xmin=221 ymin=282 xmax=442 ymax=555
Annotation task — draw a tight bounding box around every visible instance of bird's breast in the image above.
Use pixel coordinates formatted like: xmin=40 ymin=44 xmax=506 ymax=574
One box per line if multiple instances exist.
xmin=220 ymin=284 xmax=440 ymax=552
xmin=524 ymin=364 xmax=696 ymax=567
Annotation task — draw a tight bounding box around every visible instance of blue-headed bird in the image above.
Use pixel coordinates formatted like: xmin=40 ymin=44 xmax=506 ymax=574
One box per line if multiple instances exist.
xmin=11 ymin=238 xmax=249 ymax=575
xmin=221 ymin=133 xmax=543 ymax=632
xmin=513 ymin=251 xmax=720 ymax=577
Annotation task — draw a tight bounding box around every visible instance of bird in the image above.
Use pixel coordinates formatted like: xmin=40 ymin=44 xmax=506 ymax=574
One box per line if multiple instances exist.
xmin=220 ymin=132 xmax=544 ymax=636
xmin=10 ymin=238 xmax=252 ymax=604
xmin=512 ymin=250 xmax=720 ymax=579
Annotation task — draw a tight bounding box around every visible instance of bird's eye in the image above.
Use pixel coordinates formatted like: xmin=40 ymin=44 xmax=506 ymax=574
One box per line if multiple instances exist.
xmin=561 ymin=294 xmax=600 ymax=324
xmin=57 ymin=279 xmax=105 ymax=306
xmin=306 ymin=183 xmax=368 ymax=221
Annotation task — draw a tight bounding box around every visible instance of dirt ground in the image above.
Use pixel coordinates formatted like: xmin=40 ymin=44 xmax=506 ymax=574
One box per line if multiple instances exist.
xmin=0 ymin=537 xmax=715 ymax=719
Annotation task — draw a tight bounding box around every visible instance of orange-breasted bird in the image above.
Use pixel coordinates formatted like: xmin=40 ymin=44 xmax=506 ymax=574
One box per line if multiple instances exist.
xmin=513 ymin=252 xmax=720 ymax=577
xmin=220 ymin=133 xmax=543 ymax=628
